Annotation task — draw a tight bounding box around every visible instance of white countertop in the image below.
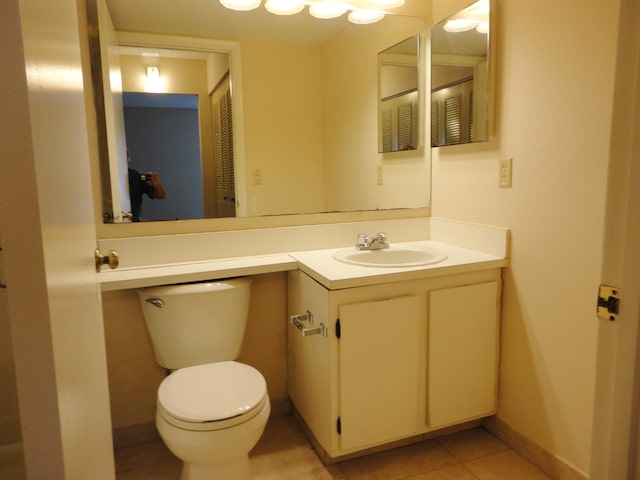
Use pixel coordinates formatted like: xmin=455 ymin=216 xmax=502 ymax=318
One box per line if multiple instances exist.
xmin=99 ymin=254 xmax=298 ymax=291
xmin=99 ymin=241 xmax=508 ymax=291
xmin=290 ymin=241 xmax=508 ymax=290
xmin=97 ymin=218 xmax=510 ymax=291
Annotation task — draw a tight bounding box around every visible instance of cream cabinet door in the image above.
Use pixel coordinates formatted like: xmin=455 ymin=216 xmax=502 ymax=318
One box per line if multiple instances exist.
xmin=338 ymin=295 xmax=423 ymax=451
xmin=428 ymin=281 xmax=499 ymax=428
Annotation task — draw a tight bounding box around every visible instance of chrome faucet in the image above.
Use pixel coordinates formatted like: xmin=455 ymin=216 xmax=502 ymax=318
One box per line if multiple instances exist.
xmin=355 ymin=232 xmax=390 ymax=251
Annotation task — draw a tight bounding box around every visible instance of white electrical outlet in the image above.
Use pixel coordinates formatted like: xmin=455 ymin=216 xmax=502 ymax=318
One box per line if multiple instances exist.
xmin=499 ymin=158 xmax=512 ymax=188
xmin=377 ymin=166 xmax=383 ymax=185
xmin=252 ymin=169 xmax=263 ymax=186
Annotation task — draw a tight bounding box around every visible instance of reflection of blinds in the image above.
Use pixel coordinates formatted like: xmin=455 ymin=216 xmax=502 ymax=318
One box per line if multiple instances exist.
xmin=469 ymin=90 xmax=475 ymax=142
xmin=397 ymin=103 xmax=413 ymax=150
xmin=431 ymin=100 xmax=438 ymax=147
xmin=379 ymin=89 xmax=418 ymax=152
xmin=444 ymin=94 xmax=462 ymax=145
xmin=431 ymin=78 xmax=473 ymax=147
xmin=381 ymin=108 xmax=393 ymax=152
xmin=213 ymin=86 xmax=236 ymax=217
xmin=214 ymin=89 xmax=234 ymax=194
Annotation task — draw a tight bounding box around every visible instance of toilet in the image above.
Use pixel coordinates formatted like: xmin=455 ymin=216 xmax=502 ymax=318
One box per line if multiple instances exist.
xmin=137 ymin=278 xmax=270 ymax=480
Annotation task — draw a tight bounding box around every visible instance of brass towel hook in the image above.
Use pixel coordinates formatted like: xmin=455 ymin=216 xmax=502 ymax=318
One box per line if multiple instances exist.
xmin=95 ymin=249 xmax=119 ymax=271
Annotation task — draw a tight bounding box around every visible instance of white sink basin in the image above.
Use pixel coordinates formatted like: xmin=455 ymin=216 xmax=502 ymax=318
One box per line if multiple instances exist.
xmin=332 ymin=245 xmax=447 ymax=268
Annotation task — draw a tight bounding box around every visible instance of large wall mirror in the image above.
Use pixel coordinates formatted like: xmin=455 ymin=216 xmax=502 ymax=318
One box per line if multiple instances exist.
xmin=431 ymin=0 xmax=491 ymax=147
xmin=87 ymin=0 xmax=431 ymax=226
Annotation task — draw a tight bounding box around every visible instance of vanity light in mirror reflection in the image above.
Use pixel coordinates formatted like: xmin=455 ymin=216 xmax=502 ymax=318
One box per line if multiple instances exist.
xmin=430 ymin=0 xmax=491 ymax=147
xmin=90 ymin=0 xmax=431 ymax=225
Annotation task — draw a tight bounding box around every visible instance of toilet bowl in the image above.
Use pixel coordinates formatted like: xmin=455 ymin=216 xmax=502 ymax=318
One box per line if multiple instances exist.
xmin=137 ymin=279 xmax=269 ymax=480
xmin=156 ymin=361 xmax=270 ymax=480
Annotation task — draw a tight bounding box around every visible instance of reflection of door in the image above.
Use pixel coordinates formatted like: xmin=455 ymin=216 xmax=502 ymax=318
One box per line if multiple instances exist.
xmin=212 ymin=79 xmax=236 ymax=218
xmin=96 ymin=0 xmax=131 ymax=222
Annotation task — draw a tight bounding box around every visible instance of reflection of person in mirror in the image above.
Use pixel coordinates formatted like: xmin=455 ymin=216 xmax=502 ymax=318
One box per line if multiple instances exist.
xmin=127 ymin=149 xmax=166 ymax=222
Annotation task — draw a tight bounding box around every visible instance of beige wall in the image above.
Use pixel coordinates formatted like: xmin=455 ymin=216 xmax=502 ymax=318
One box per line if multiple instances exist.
xmin=322 ymin=15 xmax=431 ymax=212
xmin=103 ymin=272 xmax=288 ymax=429
xmin=431 ymin=0 xmax=620 ymax=475
xmin=240 ymin=40 xmax=326 ymax=216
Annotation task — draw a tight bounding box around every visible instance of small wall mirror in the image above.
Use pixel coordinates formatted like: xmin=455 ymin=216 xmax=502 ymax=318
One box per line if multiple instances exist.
xmin=378 ymin=35 xmax=421 ymax=153
xmin=431 ymin=0 xmax=491 ymax=147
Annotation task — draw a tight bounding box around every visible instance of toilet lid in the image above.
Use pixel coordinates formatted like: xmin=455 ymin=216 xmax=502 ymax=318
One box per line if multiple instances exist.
xmin=158 ymin=361 xmax=267 ymax=423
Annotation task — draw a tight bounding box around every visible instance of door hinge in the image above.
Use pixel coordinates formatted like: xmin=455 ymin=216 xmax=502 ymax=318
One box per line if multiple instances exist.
xmin=337 ymin=416 xmax=341 ymax=434
xmin=597 ymin=284 xmax=621 ymax=322
xmin=335 ymin=318 xmax=341 ymax=338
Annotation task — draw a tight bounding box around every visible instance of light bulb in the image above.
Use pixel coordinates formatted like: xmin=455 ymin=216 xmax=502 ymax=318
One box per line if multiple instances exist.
xmin=220 ymin=0 xmax=261 ymax=11
xmin=443 ymin=18 xmax=480 ymax=32
xmin=475 ymin=21 xmax=489 ymax=34
xmin=366 ymin=0 xmax=404 ymax=9
xmin=265 ymin=0 xmax=304 ymax=15
xmin=348 ymin=9 xmax=385 ymax=24
xmin=309 ymin=1 xmax=348 ymax=19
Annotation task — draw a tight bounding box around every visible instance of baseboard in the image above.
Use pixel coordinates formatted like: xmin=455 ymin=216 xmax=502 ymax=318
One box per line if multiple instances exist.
xmin=113 ymin=396 xmax=291 ymax=450
xmin=112 ymin=421 xmax=160 ymax=450
xmin=483 ymin=416 xmax=587 ymax=480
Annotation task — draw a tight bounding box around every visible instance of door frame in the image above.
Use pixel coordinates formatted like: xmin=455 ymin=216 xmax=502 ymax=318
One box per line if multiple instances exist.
xmin=590 ymin=0 xmax=640 ymax=476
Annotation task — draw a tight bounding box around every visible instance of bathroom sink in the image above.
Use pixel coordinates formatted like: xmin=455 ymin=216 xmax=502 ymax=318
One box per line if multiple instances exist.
xmin=332 ymin=245 xmax=447 ymax=268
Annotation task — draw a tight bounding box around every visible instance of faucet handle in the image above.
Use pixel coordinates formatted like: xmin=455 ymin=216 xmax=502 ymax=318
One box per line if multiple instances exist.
xmin=376 ymin=232 xmax=388 ymax=242
xmin=357 ymin=233 xmax=369 ymax=245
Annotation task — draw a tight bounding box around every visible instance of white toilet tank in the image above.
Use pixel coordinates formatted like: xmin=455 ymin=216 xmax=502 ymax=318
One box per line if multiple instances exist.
xmin=137 ymin=278 xmax=252 ymax=370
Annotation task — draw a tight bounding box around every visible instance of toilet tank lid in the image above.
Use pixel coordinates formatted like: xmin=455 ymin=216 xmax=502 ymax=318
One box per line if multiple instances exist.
xmin=158 ymin=361 xmax=267 ymax=423
xmin=138 ymin=278 xmax=251 ymax=297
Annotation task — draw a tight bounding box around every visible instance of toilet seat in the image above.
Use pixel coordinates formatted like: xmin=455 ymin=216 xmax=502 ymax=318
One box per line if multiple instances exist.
xmin=158 ymin=361 xmax=268 ymax=431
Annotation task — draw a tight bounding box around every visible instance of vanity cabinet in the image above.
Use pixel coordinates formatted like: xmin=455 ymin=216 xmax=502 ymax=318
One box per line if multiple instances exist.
xmin=287 ymin=268 xmax=501 ymax=461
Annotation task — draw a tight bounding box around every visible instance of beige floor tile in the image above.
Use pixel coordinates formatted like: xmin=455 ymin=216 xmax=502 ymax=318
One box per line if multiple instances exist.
xmin=464 ymin=449 xmax=552 ymax=480
xmin=106 ymin=416 xmax=557 ymax=480
xmin=337 ymin=440 xmax=458 ymax=480
xmin=407 ymin=463 xmax=479 ymax=480
xmin=250 ymin=417 xmax=338 ymax=480
xmin=437 ymin=428 xmax=509 ymax=462
xmin=115 ymin=441 xmax=181 ymax=479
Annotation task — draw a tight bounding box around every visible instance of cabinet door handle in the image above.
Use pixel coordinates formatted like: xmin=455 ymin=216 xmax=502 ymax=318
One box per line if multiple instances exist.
xmin=290 ymin=311 xmax=327 ymax=337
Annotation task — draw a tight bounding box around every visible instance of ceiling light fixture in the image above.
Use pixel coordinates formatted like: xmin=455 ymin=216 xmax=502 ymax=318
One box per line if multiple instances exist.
xmin=308 ymin=1 xmax=348 ymax=19
xmin=348 ymin=9 xmax=385 ymax=24
xmin=443 ymin=0 xmax=490 ymax=34
xmin=220 ymin=0 xmax=261 ymax=11
xmin=264 ymin=0 xmax=305 ymax=15
xmin=218 ymin=0 xmax=405 ymax=24
xmin=443 ymin=18 xmax=480 ymax=32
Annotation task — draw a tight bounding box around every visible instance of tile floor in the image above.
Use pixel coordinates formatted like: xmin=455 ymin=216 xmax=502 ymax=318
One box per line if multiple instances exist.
xmin=115 ymin=416 xmax=553 ymax=480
